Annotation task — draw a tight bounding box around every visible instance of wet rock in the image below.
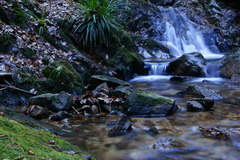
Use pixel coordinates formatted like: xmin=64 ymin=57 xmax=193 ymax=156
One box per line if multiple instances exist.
xmin=27 ymin=105 xmax=52 ymax=119
xmin=88 ymin=75 xmax=131 ymax=90
xmin=169 ymin=76 xmax=187 ymax=82
xmin=28 ymin=91 xmax=73 ymax=112
xmin=108 ymin=114 xmax=132 ymax=137
xmin=91 ymin=105 xmax=99 ymax=114
xmin=224 ymin=74 xmax=240 ymax=86
xmin=221 ymin=48 xmax=240 ymax=78
xmin=186 ymin=98 xmax=214 ymax=112
xmin=199 ymin=126 xmax=230 ymax=140
xmin=148 ymin=126 xmax=159 ymax=135
xmin=152 ymin=137 xmax=187 ymax=151
xmin=151 ymin=0 xmax=176 ymax=6
xmin=50 ymin=111 xmax=69 ymax=121
xmin=167 ymin=52 xmax=206 ymax=77
xmin=92 ymin=82 xmax=109 ymax=94
xmin=177 ymin=85 xmax=223 ymax=100
xmin=123 ymin=91 xmax=178 ymax=116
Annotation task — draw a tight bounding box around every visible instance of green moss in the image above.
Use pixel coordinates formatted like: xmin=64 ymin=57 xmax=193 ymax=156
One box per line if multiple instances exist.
xmin=0 ymin=116 xmax=94 ymax=159
xmin=12 ymin=1 xmax=28 ymax=28
xmin=41 ymin=60 xmax=83 ymax=94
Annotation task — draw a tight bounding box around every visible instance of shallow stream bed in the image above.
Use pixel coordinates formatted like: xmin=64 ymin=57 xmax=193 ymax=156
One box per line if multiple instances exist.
xmin=42 ymin=76 xmax=240 ymax=160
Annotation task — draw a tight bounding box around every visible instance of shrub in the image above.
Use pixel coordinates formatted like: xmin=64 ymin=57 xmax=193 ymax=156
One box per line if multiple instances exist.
xmin=73 ymin=0 xmax=122 ymax=47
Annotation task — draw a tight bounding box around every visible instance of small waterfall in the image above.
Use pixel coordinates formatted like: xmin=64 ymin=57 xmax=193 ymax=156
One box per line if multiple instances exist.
xmin=145 ymin=62 xmax=169 ymax=75
xmin=159 ymin=7 xmax=221 ymax=59
xmin=144 ymin=7 xmax=223 ymax=76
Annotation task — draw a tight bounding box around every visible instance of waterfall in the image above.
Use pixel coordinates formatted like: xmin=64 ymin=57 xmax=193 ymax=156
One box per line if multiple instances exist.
xmin=143 ymin=7 xmax=223 ymax=76
xmin=159 ymin=7 xmax=222 ymax=59
xmin=145 ymin=62 xmax=169 ymax=75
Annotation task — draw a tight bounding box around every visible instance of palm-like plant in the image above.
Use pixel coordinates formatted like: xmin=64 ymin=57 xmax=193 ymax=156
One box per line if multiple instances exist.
xmin=73 ymin=0 xmax=122 ymax=46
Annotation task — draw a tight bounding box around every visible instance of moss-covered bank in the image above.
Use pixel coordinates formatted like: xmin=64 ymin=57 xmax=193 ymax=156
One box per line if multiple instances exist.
xmin=0 ymin=116 xmax=94 ymax=159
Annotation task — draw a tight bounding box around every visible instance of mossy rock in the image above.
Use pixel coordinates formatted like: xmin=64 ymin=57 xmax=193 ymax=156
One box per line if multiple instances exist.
xmin=0 ymin=116 xmax=94 ymax=159
xmin=41 ymin=60 xmax=84 ymax=95
xmin=12 ymin=1 xmax=29 ymax=28
xmin=13 ymin=67 xmax=39 ymax=85
xmin=0 ymin=33 xmax=17 ymax=54
xmin=123 ymin=91 xmax=178 ymax=116
xmin=21 ymin=48 xmax=37 ymax=59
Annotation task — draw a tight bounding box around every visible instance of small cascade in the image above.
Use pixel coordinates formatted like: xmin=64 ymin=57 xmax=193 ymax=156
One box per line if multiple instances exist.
xmin=145 ymin=62 xmax=169 ymax=75
xmin=159 ymin=6 xmax=221 ymax=59
xmin=143 ymin=7 xmax=223 ymax=76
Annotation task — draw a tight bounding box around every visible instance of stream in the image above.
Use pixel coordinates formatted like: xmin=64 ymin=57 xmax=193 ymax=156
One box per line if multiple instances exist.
xmin=42 ymin=6 xmax=240 ymax=160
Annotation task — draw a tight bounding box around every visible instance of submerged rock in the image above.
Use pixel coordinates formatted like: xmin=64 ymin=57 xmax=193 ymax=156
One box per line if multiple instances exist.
xmin=230 ymin=128 xmax=240 ymax=149
xmin=50 ymin=111 xmax=69 ymax=121
xmin=27 ymin=105 xmax=52 ymax=119
xmin=199 ymin=126 xmax=230 ymax=140
xmin=152 ymin=137 xmax=187 ymax=151
xmin=167 ymin=52 xmax=206 ymax=77
xmin=123 ymin=91 xmax=178 ymax=116
xmin=178 ymin=85 xmax=223 ymax=100
xmin=169 ymin=76 xmax=187 ymax=82
xmin=186 ymin=98 xmax=214 ymax=112
xmin=28 ymin=91 xmax=72 ymax=112
xmin=108 ymin=114 xmax=132 ymax=137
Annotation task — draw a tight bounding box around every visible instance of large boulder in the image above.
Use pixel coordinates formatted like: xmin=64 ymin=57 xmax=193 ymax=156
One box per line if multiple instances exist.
xmin=166 ymin=52 xmax=206 ymax=77
xmin=220 ymin=48 xmax=240 ymax=78
xmin=123 ymin=91 xmax=178 ymax=116
xmin=224 ymin=74 xmax=240 ymax=86
xmin=178 ymin=85 xmax=223 ymax=100
xmin=28 ymin=91 xmax=73 ymax=112
xmin=186 ymin=98 xmax=214 ymax=112
xmin=88 ymin=75 xmax=131 ymax=90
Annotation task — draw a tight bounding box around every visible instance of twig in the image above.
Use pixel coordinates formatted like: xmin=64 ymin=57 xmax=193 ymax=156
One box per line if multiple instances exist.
xmin=72 ymin=106 xmax=79 ymax=115
xmin=0 ymin=84 xmax=37 ymax=96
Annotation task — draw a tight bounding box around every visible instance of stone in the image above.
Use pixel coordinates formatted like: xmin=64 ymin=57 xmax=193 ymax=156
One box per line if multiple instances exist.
xmin=92 ymin=82 xmax=109 ymax=94
xmin=186 ymin=98 xmax=214 ymax=112
xmin=199 ymin=126 xmax=230 ymax=140
xmin=221 ymin=48 xmax=240 ymax=78
xmin=230 ymin=128 xmax=240 ymax=149
xmin=152 ymin=137 xmax=187 ymax=151
xmin=224 ymin=74 xmax=240 ymax=86
xmin=28 ymin=91 xmax=73 ymax=112
xmin=91 ymin=105 xmax=99 ymax=114
xmin=178 ymin=85 xmax=223 ymax=100
xmin=167 ymin=52 xmax=206 ymax=77
xmin=88 ymin=75 xmax=131 ymax=90
xmin=108 ymin=114 xmax=132 ymax=137
xmin=169 ymin=76 xmax=187 ymax=82
xmin=27 ymin=105 xmax=52 ymax=119
xmin=123 ymin=91 xmax=178 ymax=116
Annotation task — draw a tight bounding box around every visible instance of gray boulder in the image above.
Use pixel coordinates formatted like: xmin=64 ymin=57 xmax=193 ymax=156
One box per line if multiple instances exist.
xmin=199 ymin=126 xmax=230 ymax=140
xmin=221 ymin=48 xmax=240 ymax=78
xmin=178 ymin=85 xmax=223 ymax=100
xmin=186 ymin=98 xmax=214 ymax=112
xmin=224 ymin=74 xmax=240 ymax=86
xmin=28 ymin=91 xmax=73 ymax=112
xmin=123 ymin=91 xmax=178 ymax=116
xmin=167 ymin=52 xmax=206 ymax=77
xmin=88 ymin=75 xmax=131 ymax=90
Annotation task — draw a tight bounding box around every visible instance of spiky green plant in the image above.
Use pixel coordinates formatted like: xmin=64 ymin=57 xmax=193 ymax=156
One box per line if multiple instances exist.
xmin=73 ymin=0 xmax=122 ymax=47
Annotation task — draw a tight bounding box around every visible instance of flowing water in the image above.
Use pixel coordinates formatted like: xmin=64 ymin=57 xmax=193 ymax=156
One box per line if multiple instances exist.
xmin=41 ymin=6 xmax=240 ymax=160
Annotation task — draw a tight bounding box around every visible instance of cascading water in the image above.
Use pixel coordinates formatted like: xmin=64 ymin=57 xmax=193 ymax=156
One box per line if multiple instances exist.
xmin=144 ymin=7 xmax=223 ymax=77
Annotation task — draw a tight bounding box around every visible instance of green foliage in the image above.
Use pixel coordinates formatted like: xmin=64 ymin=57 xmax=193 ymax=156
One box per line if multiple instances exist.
xmin=0 ymin=116 xmax=94 ymax=159
xmin=12 ymin=1 xmax=28 ymax=28
xmin=73 ymin=0 xmax=123 ymax=46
